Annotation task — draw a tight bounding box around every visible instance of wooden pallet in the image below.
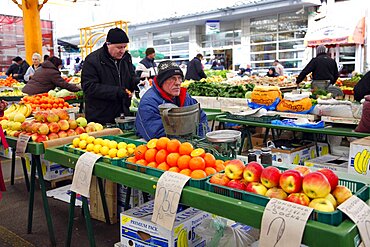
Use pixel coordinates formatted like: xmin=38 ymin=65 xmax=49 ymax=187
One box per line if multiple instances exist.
xmin=48 ymin=175 xmax=73 ymax=189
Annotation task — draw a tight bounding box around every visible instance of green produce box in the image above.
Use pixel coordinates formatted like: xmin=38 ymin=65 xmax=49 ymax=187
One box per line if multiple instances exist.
xmin=63 ymin=136 xmax=145 ymax=166
xmin=206 ymin=165 xmax=369 ymax=226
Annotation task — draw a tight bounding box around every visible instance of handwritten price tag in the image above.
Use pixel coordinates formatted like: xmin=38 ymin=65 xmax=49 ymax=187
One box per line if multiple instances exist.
xmin=259 ymin=198 xmax=313 ymax=247
xmin=15 ymin=134 xmax=31 ymax=157
xmin=70 ymin=152 xmax=101 ymax=198
xmin=338 ymin=196 xmax=370 ymax=247
xmin=151 ymin=171 xmax=190 ymax=231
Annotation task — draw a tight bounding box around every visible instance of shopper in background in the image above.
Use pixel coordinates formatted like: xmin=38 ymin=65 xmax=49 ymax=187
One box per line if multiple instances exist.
xmin=5 ymin=58 xmax=20 ymax=77
xmin=136 ymin=47 xmax=157 ymax=79
xmin=81 ymin=27 xmax=138 ymax=124
xmin=7 ymin=56 xmax=29 ymax=81
xmin=245 ymin=64 xmax=253 ymax=75
xmin=24 ymin=53 xmax=42 ymax=82
xmin=22 ymin=56 xmax=80 ymax=95
xmin=43 ymin=54 xmax=50 ymax=61
xmin=136 ymin=60 xmax=209 ymax=141
xmin=354 ymin=71 xmax=370 ymax=102
xmin=296 ymin=45 xmax=339 ymax=89
xmin=266 ymin=67 xmax=279 ymax=77
xmin=273 ymin=60 xmax=284 ymax=76
xmin=185 ymin=53 xmax=207 ymax=81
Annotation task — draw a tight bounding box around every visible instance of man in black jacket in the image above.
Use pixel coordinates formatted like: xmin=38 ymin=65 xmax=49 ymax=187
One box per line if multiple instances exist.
xmin=81 ymin=28 xmax=138 ymax=124
xmin=7 ymin=56 xmax=29 ymax=81
xmin=296 ymin=45 xmax=339 ymax=88
xmin=354 ymin=71 xmax=370 ymax=102
xmin=185 ymin=54 xmax=207 ymax=81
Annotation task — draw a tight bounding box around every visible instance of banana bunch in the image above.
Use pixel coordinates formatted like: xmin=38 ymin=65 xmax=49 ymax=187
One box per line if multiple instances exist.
xmin=177 ymin=228 xmax=188 ymax=247
xmin=4 ymin=103 xmax=32 ymax=118
xmin=354 ymin=150 xmax=370 ymax=175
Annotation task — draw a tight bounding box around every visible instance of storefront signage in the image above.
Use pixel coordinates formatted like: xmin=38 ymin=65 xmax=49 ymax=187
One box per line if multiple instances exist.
xmin=206 ymin=20 xmax=220 ymax=35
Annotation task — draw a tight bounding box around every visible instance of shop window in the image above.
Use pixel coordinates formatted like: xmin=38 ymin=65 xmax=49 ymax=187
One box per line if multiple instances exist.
xmin=250 ymin=34 xmax=277 ymax=43
xmin=251 ymin=53 xmax=276 ymax=61
xmin=251 ymin=44 xmax=277 ymax=52
xmin=278 ymin=40 xmax=304 ymax=50
xmin=279 ymin=51 xmax=304 ymax=59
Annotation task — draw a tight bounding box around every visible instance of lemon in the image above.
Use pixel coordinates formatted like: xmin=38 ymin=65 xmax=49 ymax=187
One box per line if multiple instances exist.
xmin=117 ymin=142 xmax=127 ymax=149
xmin=69 ymin=144 xmax=74 ymax=148
xmin=94 ymin=138 xmax=103 ymax=145
xmin=117 ymin=148 xmax=128 ymax=158
xmin=108 ymin=140 xmax=118 ymax=149
xmin=79 ymin=140 xmax=87 ymax=149
xmin=86 ymin=136 xmax=95 ymax=144
xmin=104 ymin=155 xmax=110 ymax=159
xmin=93 ymin=144 xmax=102 ymax=154
xmin=79 ymin=133 xmax=89 ymax=140
xmin=101 ymin=139 xmax=110 ymax=147
xmin=86 ymin=143 xmax=94 ymax=152
xmin=127 ymin=147 xmax=135 ymax=155
xmin=72 ymin=138 xmax=80 ymax=147
xmin=127 ymin=143 xmax=136 ymax=149
xmin=100 ymin=146 xmax=109 ymax=156
xmin=108 ymin=148 xmax=118 ymax=158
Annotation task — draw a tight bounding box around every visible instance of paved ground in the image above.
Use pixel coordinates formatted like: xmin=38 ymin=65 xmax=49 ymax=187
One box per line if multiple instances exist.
xmin=0 ymin=157 xmax=120 ymax=247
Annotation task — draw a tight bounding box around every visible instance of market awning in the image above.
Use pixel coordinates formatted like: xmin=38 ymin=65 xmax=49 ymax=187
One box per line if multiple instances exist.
xmin=304 ymin=15 xmax=365 ymax=47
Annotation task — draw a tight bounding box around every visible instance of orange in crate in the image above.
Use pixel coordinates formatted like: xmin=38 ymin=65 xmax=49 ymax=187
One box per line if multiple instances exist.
xmin=166 ymin=153 xmax=180 ymax=167
xmin=204 ymin=153 xmax=216 ymax=167
xmin=177 ymin=155 xmax=191 ymax=170
xmin=205 ymin=167 xmax=217 ymax=176
xmin=136 ymin=159 xmax=148 ymax=166
xmin=189 ymin=157 xmax=206 ymax=171
xmin=190 ymin=148 xmax=205 ymax=158
xmin=179 ymin=142 xmax=194 ymax=155
xmin=144 ymin=148 xmax=157 ymax=163
xmin=168 ymin=167 xmax=180 ymax=173
xmin=155 ymin=149 xmax=168 ymax=164
xmin=157 ymin=162 xmax=170 ymax=171
xmin=215 ymin=160 xmax=225 ymax=172
xmin=147 ymin=139 xmax=158 ymax=149
xmin=156 ymin=137 xmax=170 ymax=150
xmin=135 ymin=145 xmax=147 ymax=160
xmin=190 ymin=170 xmax=207 ymax=179
xmin=167 ymin=139 xmax=181 ymax=153
xmin=126 ymin=156 xmax=137 ymax=163
xmin=179 ymin=169 xmax=191 ymax=176
xmin=147 ymin=162 xmax=157 ymax=168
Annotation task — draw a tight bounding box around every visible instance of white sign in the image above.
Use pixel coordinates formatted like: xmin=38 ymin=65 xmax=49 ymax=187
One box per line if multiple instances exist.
xmin=15 ymin=134 xmax=31 ymax=157
xmin=338 ymin=196 xmax=370 ymax=247
xmin=151 ymin=171 xmax=190 ymax=231
xmin=70 ymin=152 xmax=101 ymax=198
xmin=206 ymin=20 xmax=220 ymax=35
xmin=259 ymin=198 xmax=313 ymax=247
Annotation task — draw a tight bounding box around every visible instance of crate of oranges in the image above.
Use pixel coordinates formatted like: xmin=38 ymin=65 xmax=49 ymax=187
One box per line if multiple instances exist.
xmin=122 ymin=137 xmax=229 ymax=189
xmin=64 ymin=134 xmax=145 ymax=166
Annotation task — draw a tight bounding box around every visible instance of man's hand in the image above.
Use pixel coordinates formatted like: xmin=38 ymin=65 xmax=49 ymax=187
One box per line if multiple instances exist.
xmin=125 ymin=89 xmax=132 ymax=98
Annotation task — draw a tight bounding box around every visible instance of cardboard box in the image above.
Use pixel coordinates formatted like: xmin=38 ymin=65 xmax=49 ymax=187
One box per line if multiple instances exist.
xmin=117 ymin=185 xmax=145 ymax=213
xmin=120 ymin=201 xmax=210 ymax=247
xmin=304 ymin=154 xmax=348 ymax=173
xmin=255 ymin=143 xmax=314 ymax=166
xmin=0 ymin=145 xmax=12 ymax=159
xmin=308 ymin=142 xmax=330 ymax=160
xmin=348 ymin=137 xmax=370 ymax=176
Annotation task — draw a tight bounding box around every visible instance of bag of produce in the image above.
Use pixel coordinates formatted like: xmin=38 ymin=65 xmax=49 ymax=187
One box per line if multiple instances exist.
xmin=276 ymin=92 xmax=313 ymax=113
xmin=250 ymin=86 xmax=282 ymax=110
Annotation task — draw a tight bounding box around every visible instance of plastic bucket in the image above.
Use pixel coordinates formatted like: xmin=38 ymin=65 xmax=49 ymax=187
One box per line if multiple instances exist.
xmin=159 ymin=103 xmax=200 ymax=136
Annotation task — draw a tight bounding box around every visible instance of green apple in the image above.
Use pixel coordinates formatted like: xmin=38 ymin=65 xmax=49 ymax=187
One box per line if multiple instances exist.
xmin=309 ymin=198 xmax=335 ymax=212
xmin=76 ymin=117 xmax=88 ymax=127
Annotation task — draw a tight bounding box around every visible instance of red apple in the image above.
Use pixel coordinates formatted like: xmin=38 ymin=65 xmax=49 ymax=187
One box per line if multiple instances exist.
xmin=31 ymin=133 xmax=39 ymax=141
xmin=57 ymin=120 xmax=69 ymax=131
xmin=13 ymin=131 xmax=21 ymax=137
xmin=260 ymin=166 xmax=281 ymax=188
xmin=68 ymin=119 xmax=78 ymax=129
xmin=53 ymin=109 xmax=69 ymax=120
xmin=227 ymin=179 xmax=246 ymax=191
xmin=35 ymin=134 xmax=48 ymax=143
xmin=245 ymin=182 xmax=267 ymax=195
xmin=85 ymin=125 xmax=96 ymax=133
xmin=46 ymin=112 xmax=59 ymax=123
xmin=75 ymin=126 xmax=86 ymax=134
xmin=58 ymin=130 xmax=68 ymax=138
xmin=224 ymin=159 xmax=245 ymax=180
xmin=309 ymin=198 xmax=335 ymax=212
xmin=317 ymin=168 xmax=338 ymax=191
xmin=30 ymin=122 xmax=41 ymax=133
xmin=293 ymin=166 xmax=311 ymax=176
xmin=38 ymin=123 xmax=49 ymax=135
xmin=48 ymin=132 xmax=59 ymax=140
xmin=48 ymin=122 xmax=60 ymax=133
xmin=66 ymin=129 xmax=76 ymax=137
xmin=243 ymin=162 xmax=264 ymax=182
xmin=332 ymin=185 xmax=352 ymax=205
xmin=210 ymin=173 xmax=230 ymax=186
xmin=279 ymin=170 xmax=303 ymax=194
xmin=21 ymin=122 xmax=31 ymax=131
xmin=302 ymin=172 xmax=331 ymax=199
xmin=34 ymin=111 xmax=46 ymax=122
xmin=286 ymin=193 xmax=310 ymax=206
xmin=265 ymin=187 xmax=287 ymax=200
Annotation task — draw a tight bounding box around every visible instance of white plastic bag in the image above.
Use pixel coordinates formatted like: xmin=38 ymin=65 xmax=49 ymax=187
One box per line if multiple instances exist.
xmin=194 ymin=217 xmax=259 ymax=247
xmin=138 ymin=78 xmax=151 ymax=98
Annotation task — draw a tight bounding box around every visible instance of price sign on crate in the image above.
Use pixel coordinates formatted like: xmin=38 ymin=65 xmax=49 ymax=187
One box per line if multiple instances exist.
xmin=259 ymin=198 xmax=313 ymax=247
xmin=338 ymin=196 xmax=370 ymax=247
xmin=151 ymin=171 xmax=190 ymax=230
xmin=70 ymin=152 xmax=101 ymax=198
xmin=15 ymin=134 xmax=30 ymax=157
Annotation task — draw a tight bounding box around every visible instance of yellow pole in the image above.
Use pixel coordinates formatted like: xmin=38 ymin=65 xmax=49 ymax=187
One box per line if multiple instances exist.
xmin=21 ymin=0 xmax=43 ymax=64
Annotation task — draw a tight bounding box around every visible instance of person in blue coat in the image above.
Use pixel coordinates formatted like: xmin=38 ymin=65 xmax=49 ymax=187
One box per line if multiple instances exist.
xmin=135 ymin=60 xmax=209 ymax=140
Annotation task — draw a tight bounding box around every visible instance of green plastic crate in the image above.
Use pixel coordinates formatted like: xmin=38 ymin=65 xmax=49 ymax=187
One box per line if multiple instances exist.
xmin=206 ymin=166 xmax=369 ymax=226
xmin=63 ymin=135 xmax=145 ymax=166
xmin=122 ymin=154 xmax=229 ymax=189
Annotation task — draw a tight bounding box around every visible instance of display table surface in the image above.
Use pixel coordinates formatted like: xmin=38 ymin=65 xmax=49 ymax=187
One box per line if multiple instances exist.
xmin=43 ymin=143 xmax=369 ymax=247
xmin=215 ymin=116 xmax=369 ymax=138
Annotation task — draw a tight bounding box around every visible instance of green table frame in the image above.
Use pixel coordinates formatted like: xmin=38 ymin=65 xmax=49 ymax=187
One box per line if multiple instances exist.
xmin=215 ymin=115 xmax=370 ymax=154
xmin=43 ymin=145 xmax=367 ymax=247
